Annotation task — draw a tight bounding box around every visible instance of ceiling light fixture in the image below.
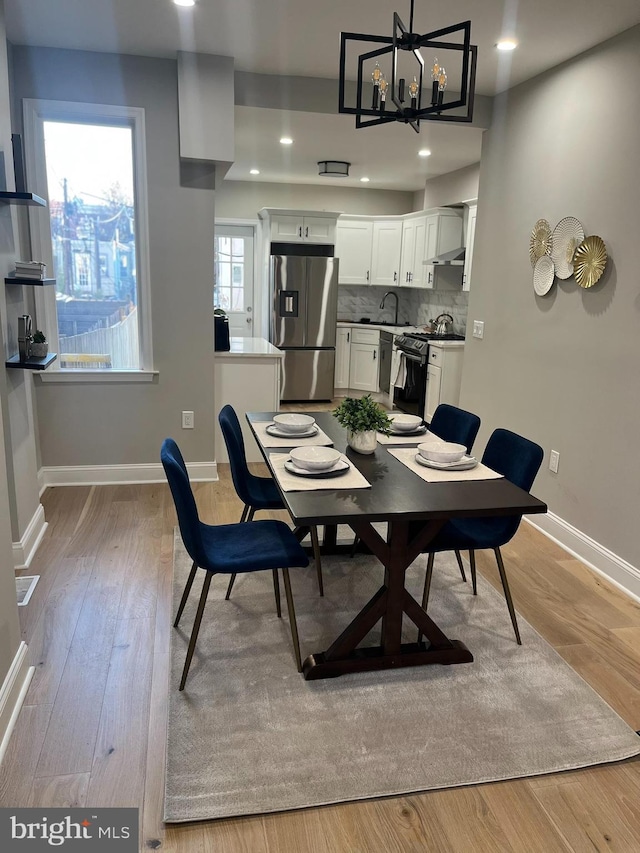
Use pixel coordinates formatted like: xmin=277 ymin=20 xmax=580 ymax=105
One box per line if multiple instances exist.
xmin=418 ymin=148 xmax=431 ymax=157
xmin=249 ymin=169 xmax=260 ymax=175
xmin=496 ymin=40 xmax=518 ymax=51
xmin=280 ymin=137 xmax=293 ymax=145
xmin=339 ymin=0 xmax=477 ymax=133
xmin=360 ymin=177 xmax=370 ymax=183
xmin=173 ymin=0 xmax=196 ymax=7
xmin=318 ymin=161 xmax=351 ymax=178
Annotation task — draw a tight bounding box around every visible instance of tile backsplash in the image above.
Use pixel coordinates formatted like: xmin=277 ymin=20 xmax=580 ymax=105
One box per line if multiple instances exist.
xmin=337 ymin=285 xmax=469 ymax=336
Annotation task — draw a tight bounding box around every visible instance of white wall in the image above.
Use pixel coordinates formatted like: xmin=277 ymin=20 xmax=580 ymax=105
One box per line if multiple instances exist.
xmin=419 ymin=163 xmax=480 ymax=210
xmin=215 ymin=180 xmax=414 ymax=220
xmin=461 ymin=25 xmax=640 ymax=584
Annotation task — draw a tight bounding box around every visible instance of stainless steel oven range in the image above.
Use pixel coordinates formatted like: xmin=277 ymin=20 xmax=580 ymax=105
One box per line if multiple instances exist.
xmin=393 ymin=332 xmax=465 ymax=417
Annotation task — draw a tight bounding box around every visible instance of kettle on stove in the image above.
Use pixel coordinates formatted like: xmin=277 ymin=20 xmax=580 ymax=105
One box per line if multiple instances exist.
xmin=434 ymin=313 xmax=454 ymax=336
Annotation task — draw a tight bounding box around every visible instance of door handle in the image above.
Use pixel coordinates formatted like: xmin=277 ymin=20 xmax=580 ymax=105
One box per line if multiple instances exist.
xmin=373 ymin=350 xmax=377 ymax=360
xmin=285 ymin=296 xmax=294 ymax=312
xmin=463 ymin=274 xmax=467 ymax=285
xmin=409 ymin=272 xmax=413 ymax=282
xmin=366 ymin=270 xmax=370 ymax=282
xmin=347 ymin=332 xmax=350 ymax=342
xmin=394 ymin=271 xmax=397 ymax=282
xmin=428 ymin=271 xmax=433 ymax=283
xmin=305 ymin=226 xmax=309 ymax=238
xmin=298 ymin=225 xmax=303 ymax=237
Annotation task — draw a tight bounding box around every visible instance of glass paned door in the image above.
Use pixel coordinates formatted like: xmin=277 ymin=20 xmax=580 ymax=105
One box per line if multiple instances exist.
xmin=214 ymin=225 xmax=254 ymax=337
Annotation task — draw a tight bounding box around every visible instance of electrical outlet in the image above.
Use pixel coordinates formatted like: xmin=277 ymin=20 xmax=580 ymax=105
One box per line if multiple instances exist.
xmin=472 ymin=320 xmax=484 ymax=339
xmin=182 ymin=411 xmax=194 ymax=429
xmin=549 ymin=450 xmax=559 ymax=473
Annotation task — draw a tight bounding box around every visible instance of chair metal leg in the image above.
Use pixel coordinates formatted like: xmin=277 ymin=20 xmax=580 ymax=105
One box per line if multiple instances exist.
xmin=494 ymin=547 xmax=522 ymax=645
xmin=417 ymin=553 xmax=435 ymax=644
xmin=469 ymin=550 xmax=477 ymax=595
xmin=310 ymin=526 xmax=324 ymax=596
xmin=246 ymin=506 xmax=256 ymax=522
xmin=272 ymin=569 xmax=282 ymax=617
xmin=454 ymin=550 xmax=467 ymax=583
xmin=281 ymin=568 xmax=302 ymax=672
xmin=239 ymin=504 xmax=250 ymax=523
xmin=179 ymin=571 xmax=213 ymax=691
xmin=174 ymin=561 xmax=198 ymax=628
xmin=224 ymin=574 xmax=237 ymax=600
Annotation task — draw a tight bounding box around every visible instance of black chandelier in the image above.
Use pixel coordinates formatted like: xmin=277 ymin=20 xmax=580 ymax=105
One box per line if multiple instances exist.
xmin=338 ymin=0 xmax=477 ymax=133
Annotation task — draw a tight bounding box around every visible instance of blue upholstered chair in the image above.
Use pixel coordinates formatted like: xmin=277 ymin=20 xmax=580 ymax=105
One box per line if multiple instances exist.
xmin=429 ymin=403 xmax=481 ymax=455
xmin=161 ymin=438 xmax=310 ymax=690
xmin=218 ymin=404 xmax=323 ymax=599
xmin=418 ymin=428 xmax=543 ymax=644
xmin=428 ymin=403 xmax=482 ymax=582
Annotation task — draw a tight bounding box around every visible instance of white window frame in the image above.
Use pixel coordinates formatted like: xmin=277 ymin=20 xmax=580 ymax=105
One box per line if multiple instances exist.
xmin=23 ymin=98 xmax=155 ymax=382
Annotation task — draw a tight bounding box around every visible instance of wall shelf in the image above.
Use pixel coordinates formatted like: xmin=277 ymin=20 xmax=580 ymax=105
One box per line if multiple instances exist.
xmin=5 ymin=277 xmax=56 ymax=286
xmin=0 ymin=191 xmax=47 ymax=207
xmin=6 ymin=353 xmax=57 ymax=371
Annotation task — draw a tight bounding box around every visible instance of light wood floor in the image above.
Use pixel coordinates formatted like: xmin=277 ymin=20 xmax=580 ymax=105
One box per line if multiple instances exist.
xmin=1 ymin=463 xmax=640 ymax=850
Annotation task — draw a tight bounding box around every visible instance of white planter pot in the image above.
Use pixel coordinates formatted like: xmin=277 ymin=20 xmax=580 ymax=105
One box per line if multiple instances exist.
xmin=347 ymin=429 xmax=377 ymax=454
xmin=30 ymin=343 xmax=48 ymax=359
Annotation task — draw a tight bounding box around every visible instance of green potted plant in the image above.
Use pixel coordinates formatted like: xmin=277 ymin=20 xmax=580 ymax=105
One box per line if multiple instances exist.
xmin=30 ymin=329 xmax=48 ymax=359
xmin=333 ymin=394 xmax=392 ymax=454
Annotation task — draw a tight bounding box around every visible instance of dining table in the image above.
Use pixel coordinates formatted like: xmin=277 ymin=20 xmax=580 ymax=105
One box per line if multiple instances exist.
xmin=247 ymin=411 xmax=547 ymax=681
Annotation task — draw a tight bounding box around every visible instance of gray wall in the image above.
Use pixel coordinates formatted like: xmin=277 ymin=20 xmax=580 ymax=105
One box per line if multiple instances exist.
xmin=216 ymin=180 xmax=414 ymax=220
xmin=420 ymin=163 xmax=480 ymax=210
xmin=0 ymin=0 xmax=26 ymax=698
xmin=11 ymin=47 xmax=216 ymax=467
xmin=461 ymin=25 xmax=640 ymax=568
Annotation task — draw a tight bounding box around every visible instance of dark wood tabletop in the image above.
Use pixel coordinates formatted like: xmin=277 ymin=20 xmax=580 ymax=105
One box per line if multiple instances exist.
xmin=247 ymin=410 xmax=547 ymax=680
xmin=247 ymin=411 xmax=547 ymax=527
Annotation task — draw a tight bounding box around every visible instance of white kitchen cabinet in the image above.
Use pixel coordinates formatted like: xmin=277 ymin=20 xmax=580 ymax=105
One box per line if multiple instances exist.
xmin=259 ymin=209 xmax=340 ymax=245
xmin=421 ymin=210 xmax=464 ymax=290
xmin=400 ymin=215 xmax=429 ymax=287
xmin=336 ymin=216 xmax=402 ymax=286
xmin=370 ymin=220 xmax=402 ymax=286
xmin=349 ymin=327 xmax=380 ymax=392
xmin=462 ymin=204 xmax=477 ymax=292
xmin=336 ymin=219 xmax=374 ymax=285
xmin=335 ymin=326 xmax=352 ymax=391
xmin=424 ymin=343 xmax=465 ymax=422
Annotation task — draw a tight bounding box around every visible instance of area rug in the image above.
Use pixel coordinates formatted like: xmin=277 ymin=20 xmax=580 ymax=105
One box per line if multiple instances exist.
xmin=165 ymin=531 xmax=640 ymax=822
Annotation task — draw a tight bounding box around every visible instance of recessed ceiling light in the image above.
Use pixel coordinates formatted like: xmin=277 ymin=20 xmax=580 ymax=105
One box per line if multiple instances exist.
xmin=249 ymin=169 xmax=260 ymax=175
xmin=173 ymin=0 xmax=195 ymax=7
xmin=418 ymin=149 xmax=431 ymax=158
xmin=496 ymin=40 xmax=518 ymax=51
xmin=360 ymin=177 xmax=370 ymax=183
xmin=280 ymin=137 xmax=293 ymax=145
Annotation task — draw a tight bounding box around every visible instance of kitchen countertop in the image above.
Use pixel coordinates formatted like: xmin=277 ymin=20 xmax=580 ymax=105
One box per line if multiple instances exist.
xmin=337 ymin=322 xmax=465 ymax=346
xmin=216 ymin=337 xmax=284 ymax=358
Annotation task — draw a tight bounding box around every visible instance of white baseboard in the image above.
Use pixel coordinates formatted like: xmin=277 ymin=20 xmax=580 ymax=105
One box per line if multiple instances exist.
xmin=38 ymin=461 xmax=218 ymax=488
xmin=12 ymin=503 xmax=48 ymax=570
xmin=0 ymin=642 xmax=34 ymax=767
xmin=525 ymin=511 xmax=640 ymax=604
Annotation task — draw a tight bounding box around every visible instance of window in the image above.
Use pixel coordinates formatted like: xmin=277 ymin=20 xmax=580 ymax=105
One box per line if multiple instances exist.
xmin=23 ymin=100 xmax=153 ymax=375
xmin=214 ymin=225 xmax=255 ymax=337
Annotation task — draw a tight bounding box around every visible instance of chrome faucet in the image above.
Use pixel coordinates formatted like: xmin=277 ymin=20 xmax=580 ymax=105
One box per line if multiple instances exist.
xmin=379 ymin=291 xmax=399 ymax=326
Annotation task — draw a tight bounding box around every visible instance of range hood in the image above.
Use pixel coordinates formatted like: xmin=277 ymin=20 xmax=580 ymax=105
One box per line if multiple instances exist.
xmin=426 ymin=247 xmax=466 ymax=266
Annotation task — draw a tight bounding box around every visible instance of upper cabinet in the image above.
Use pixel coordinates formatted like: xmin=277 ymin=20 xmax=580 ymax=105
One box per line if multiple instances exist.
xmin=336 ymin=217 xmax=402 ymax=286
xmin=462 ymin=204 xmax=477 ymax=292
xmin=337 ymin=209 xmax=464 ymax=291
xmin=258 ymin=209 xmax=340 ymax=244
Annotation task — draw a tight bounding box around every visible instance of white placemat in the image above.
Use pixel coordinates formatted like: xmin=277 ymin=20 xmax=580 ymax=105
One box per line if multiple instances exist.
xmin=388 ymin=447 xmax=504 ymax=483
xmin=268 ymin=453 xmax=371 ymax=492
xmin=252 ymin=420 xmax=334 ymax=449
xmin=377 ymin=429 xmax=430 ymax=445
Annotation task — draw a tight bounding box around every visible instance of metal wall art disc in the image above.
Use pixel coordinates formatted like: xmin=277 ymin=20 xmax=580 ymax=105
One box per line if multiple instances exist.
xmin=529 ymin=219 xmax=552 ymax=267
xmin=572 ymin=236 xmax=607 ymax=289
xmin=551 ymin=217 xmax=584 ymax=279
xmin=533 ymin=254 xmax=555 ymax=296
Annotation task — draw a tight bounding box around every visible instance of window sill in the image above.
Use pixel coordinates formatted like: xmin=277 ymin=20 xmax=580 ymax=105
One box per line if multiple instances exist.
xmin=36 ymin=369 xmax=158 ymax=384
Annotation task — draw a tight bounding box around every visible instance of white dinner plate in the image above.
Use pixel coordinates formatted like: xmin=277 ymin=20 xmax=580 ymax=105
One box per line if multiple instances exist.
xmin=388 ymin=425 xmax=427 ymax=437
xmin=266 ymin=423 xmax=319 ymax=439
xmin=415 ymin=453 xmax=478 ymax=471
xmin=284 ymin=458 xmax=350 ymax=478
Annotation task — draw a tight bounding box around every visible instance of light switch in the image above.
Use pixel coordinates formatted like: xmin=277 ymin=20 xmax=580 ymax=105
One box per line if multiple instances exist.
xmin=472 ymin=320 xmax=484 ymax=339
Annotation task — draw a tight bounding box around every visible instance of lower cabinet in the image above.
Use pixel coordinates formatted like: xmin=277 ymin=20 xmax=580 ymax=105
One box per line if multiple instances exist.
xmin=334 ymin=326 xmax=380 ymax=394
xmin=424 ymin=344 xmax=464 ymax=422
xmin=335 ymin=327 xmax=351 ymax=390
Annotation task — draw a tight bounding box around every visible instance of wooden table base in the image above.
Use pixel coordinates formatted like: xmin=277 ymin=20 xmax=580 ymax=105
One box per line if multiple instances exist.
xmin=302 ymin=640 xmax=473 ymax=679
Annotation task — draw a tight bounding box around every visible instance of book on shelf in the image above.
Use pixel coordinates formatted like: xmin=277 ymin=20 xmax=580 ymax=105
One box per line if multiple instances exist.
xmin=13 ymin=261 xmax=47 ymax=280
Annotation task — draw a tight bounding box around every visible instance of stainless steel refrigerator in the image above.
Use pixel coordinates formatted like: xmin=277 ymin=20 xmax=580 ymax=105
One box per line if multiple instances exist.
xmin=269 ymin=254 xmax=338 ymax=401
